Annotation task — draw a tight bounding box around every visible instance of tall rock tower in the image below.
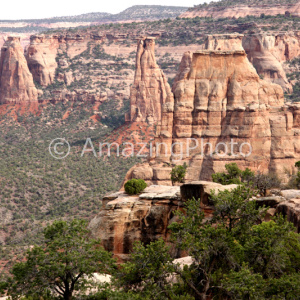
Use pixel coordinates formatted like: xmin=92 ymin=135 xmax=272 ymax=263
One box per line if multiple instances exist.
xmin=130 ymin=37 xmax=174 ymax=126
xmin=0 ymin=37 xmax=38 ymax=104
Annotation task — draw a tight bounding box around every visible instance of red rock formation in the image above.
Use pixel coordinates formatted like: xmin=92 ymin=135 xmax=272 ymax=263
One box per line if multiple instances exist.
xmin=129 ymin=46 xmax=300 ymax=183
xmin=205 ymin=34 xmax=244 ymax=51
xmin=130 ymin=37 xmax=174 ymax=125
xmin=26 ymin=35 xmax=60 ymax=86
xmin=206 ymin=33 xmax=300 ymax=92
xmin=0 ymin=37 xmax=38 ymax=104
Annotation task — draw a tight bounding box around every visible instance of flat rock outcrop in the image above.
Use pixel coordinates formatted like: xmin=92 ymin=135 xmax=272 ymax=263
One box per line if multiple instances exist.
xmin=26 ymin=35 xmax=60 ymax=86
xmin=276 ymin=200 xmax=300 ymax=232
xmin=129 ymin=37 xmax=174 ymax=124
xmin=89 ymin=182 xmax=240 ymax=259
xmin=89 ymin=183 xmax=300 ymax=259
xmin=88 ymin=185 xmax=181 ymax=261
xmin=0 ymin=37 xmax=38 ymax=104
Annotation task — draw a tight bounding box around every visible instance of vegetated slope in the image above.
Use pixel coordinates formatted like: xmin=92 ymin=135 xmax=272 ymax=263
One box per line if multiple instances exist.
xmin=0 ymin=98 xmax=142 ymax=275
xmin=105 ymin=5 xmax=188 ymax=21
xmin=0 ymin=5 xmax=188 ymax=34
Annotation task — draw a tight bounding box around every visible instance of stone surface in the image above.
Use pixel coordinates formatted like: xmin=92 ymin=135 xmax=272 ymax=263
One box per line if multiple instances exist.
xmin=130 ymin=37 xmax=174 ymax=125
xmin=254 ymin=196 xmax=285 ymax=208
xmin=88 ymin=186 xmax=182 ymax=261
xmin=89 ymin=184 xmax=300 ymax=259
xmin=26 ymin=35 xmax=59 ymax=86
xmin=276 ymin=198 xmax=300 ymax=232
xmin=281 ymin=189 xmax=300 ymax=200
xmin=0 ymin=37 xmax=38 ymax=104
xmin=181 ymin=181 xmax=238 ymax=205
xmin=242 ymin=33 xmax=297 ymax=92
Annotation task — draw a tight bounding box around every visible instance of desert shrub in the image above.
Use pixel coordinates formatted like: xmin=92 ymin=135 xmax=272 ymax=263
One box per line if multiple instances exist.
xmin=170 ymin=163 xmax=187 ymax=185
xmin=124 ymin=179 xmax=147 ymax=195
xmin=212 ymin=163 xmax=254 ymax=185
xmin=252 ymin=172 xmax=281 ymax=196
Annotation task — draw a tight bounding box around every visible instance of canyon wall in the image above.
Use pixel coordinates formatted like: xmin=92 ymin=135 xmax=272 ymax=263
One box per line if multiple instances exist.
xmin=0 ymin=37 xmax=37 ymax=104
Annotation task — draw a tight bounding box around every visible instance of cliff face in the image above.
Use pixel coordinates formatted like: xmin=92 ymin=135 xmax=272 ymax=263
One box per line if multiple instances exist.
xmin=88 ymin=185 xmax=182 ymax=261
xmin=180 ymin=2 xmax=300 ymax=19
xmin=243 ymin=33 xmax=300 ymax=92
xmin=130 ymin=37 xmax=174 ymax=124
xmin=26 ymin=35 xmax=60 ymax=86
xmin=0 ymin=37 xmax=38 ymax=104
xmin=129 ymin=44 xmax=300 ymax=183
xmin=205 ymin=33 xmax=299 ymax=92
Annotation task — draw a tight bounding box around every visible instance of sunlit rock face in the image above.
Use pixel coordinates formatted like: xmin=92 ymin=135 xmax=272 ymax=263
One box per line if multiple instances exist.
xmin=129 ymin=37 xmax=174 ymax=125
xmin=26 ymin=35 xmax=60 ymax=86
xmin=0 ymin=37 xmax=37 ymax=104
xmin=127 ymin=35 xmax=300 ymax=184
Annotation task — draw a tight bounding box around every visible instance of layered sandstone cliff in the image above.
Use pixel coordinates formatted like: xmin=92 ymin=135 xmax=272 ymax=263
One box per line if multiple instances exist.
xmin=180 ymin=1 xmax=300 ymax=19
xmin=205 ymin=33 xmax=300 ymax=92
xmin=0 ymin=37 xmax=37 ymax=104
xmin=130 ymin=37 xmax=174 ymax=124
xmin=26 ymin=35 xmax=60 ymax=86
xmin=128 ymin=44 xmax=300 ymax=183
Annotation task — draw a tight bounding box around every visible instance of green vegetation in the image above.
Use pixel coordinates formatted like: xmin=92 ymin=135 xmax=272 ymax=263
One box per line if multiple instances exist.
xmin=212 ymin=163 xmax=281 ymax=196
xmin=212 ymin=163 xmax=254 ymax=185
xmin=286 ymin=57 xmax=300 ymax=102
xmin=8 ymin=219 xmax=116 ymax=300
xmin=0 ymin=100 xmax=140 ymax=276
xmin=170 ymin=163 xmax=188 ymax=185
xmin=3 ymin=187 xmax=300 ymax=299
xmin=124 ymin=179 xmax=147 ymax=195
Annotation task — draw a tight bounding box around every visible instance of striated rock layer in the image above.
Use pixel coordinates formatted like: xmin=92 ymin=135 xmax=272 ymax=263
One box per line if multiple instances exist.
xmin=129 ymin=37 xmax=174 ymax=124
xmin=0 ymin=37 xmax=38 ymax=104
xmin=128 ymin=46 xmax=300 ymax=184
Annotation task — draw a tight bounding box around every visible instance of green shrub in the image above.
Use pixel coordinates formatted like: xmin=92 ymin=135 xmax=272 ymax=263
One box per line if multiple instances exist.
xmin=170 ymin=163 xmax=187 ymax=185
xmin=212 ymin=163 xmax=254 ymax=185
xmin=124 ymin=179 xmax=147 ymax=195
